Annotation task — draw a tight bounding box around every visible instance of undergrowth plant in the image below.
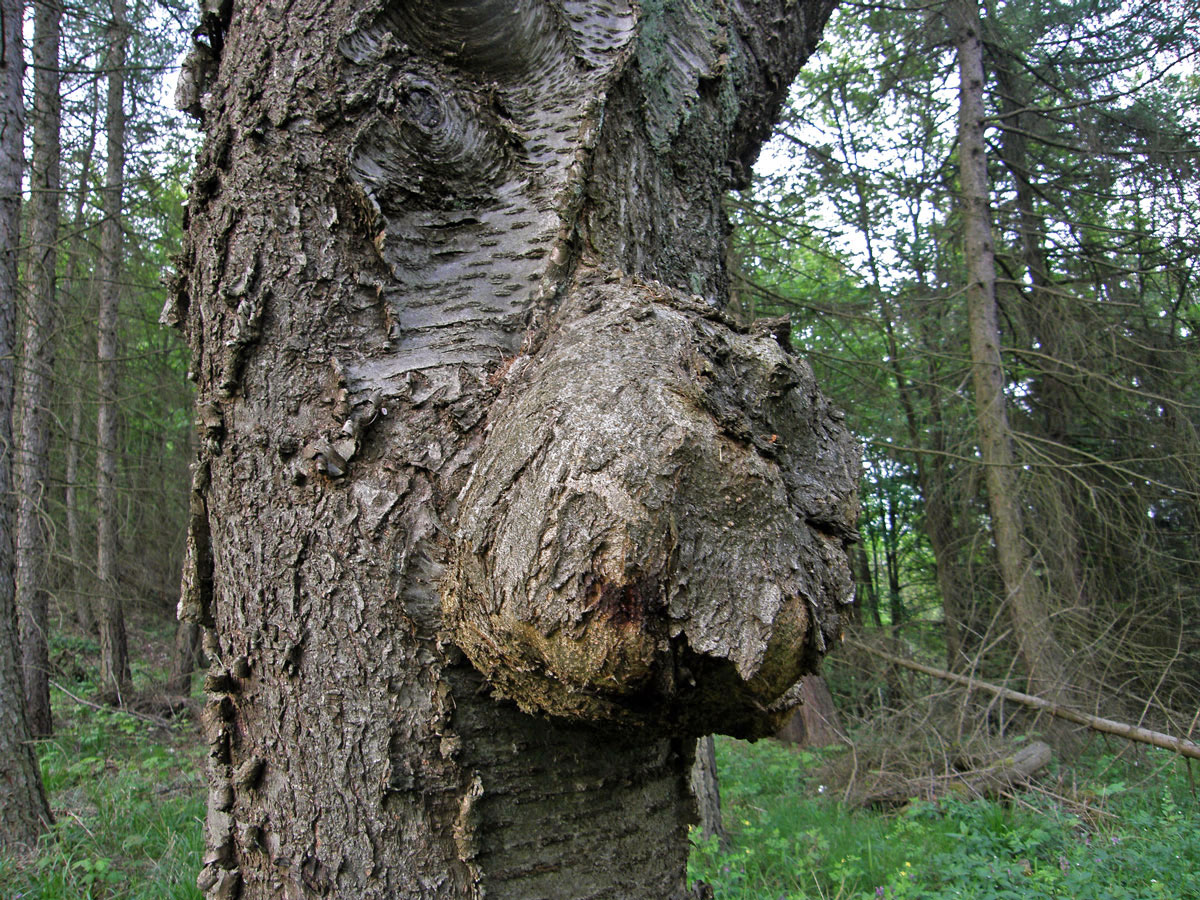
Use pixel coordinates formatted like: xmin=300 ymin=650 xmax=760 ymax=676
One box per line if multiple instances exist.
xmin=0 ymin=633 xmax=204 ymax=900
xmin=688 ymin=737 xmax=1200 ymax=900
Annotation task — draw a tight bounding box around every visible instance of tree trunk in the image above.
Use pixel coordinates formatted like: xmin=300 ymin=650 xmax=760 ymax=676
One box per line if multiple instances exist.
xmin=951 ymin=0 xmax=1070 ymax=705
xmin=169 ymin=427 xmax=204 ymax=696
xmin=167 ymin=619 xmax=203 ymax=696
xmin=16 ymin=0 xmax=62 ymax=740
xmin=171 ymin=1 xmax=855 ymax=897
xmin=0 ymin=0 xmax=54 ymax=848
xmin=689 ymin=735 xmax=725 ymax=846
xmin=775 ymin=675 xmax=844 ymax=747
xmin=63 ymin=81 xmax=100 ymax=636
xmin=65 ymin=387 xmax=94 ymax=632
xmin=96 ymin=0 xmax=130 ymax=697
xmin=854 ymin=542 xmax=882 ymax=628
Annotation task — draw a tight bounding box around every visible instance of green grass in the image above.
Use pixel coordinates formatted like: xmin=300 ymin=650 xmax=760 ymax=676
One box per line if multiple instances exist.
xmin=0 ymin=639 xmax=205 ymax=899
xmin=688 ymin=738 xmax=1200 ymax=900
xmin=6 ymin=634 xmax=1198 ymax=900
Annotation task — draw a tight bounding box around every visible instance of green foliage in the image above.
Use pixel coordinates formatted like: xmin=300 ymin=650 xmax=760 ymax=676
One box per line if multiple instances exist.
xmin=688 ymin=738 xmax=1200 ymax=900
xmin=736 ymin=0 xmax=1200 ymax=716
xmin=0 ymin=687 xmax=204 ymax=899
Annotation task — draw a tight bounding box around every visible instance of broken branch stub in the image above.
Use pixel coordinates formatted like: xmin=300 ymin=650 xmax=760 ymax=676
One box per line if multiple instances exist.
xmin=445 ymin=275 xmax=859 ymax=738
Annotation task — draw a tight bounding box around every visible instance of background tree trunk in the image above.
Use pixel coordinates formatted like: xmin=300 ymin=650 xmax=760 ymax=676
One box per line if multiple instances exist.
xmin=96 ymin=0 xmax=130 ymax=696
xmin=62 ymin=82 xmax=100 ymax=636
xmin=952 ymin=0 xmax=1070 ymax=706
xmin=173 ymin=1 xmax=852 ymax=897
xmin=775 ymin=675 xmax=845 ymax=747
xmin=166 ymin=620 xmax=202 ymax=696
xmin=16 ymin=0 xmax=63 ymax=739
xmin=690 ymin=735 xmax=726 ymax=846
xmin=0 ymin=0 xmax=54 ymax=848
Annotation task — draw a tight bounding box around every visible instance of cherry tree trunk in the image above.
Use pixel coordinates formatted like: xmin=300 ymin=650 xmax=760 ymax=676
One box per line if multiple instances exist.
xmin=171 ymin=1 xmax=856 ymax=897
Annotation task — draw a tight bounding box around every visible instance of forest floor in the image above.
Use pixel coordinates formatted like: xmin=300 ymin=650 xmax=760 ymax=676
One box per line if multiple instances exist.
xmin=0 ymin=607 xmax=205 ymax=899
xmin=3 ymin=611 xmax=1198 ymax=899
xmin=691 ymin=737 xmax=1200 ymax=899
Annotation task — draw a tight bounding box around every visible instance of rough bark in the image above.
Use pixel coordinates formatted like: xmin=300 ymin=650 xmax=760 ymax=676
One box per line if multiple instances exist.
xmin=952 ymin=0 xmax=1069 ymax=706
xmin=16 ymin=0 xmax=62 ymax=739
xmin=171 ymin=1 xmax=852 ymax=897
xmin=96 ymin=0 xmax=130 ymax=696
xmin=689 ymin=735 xmax=725 ymax=846
xmin=0 ymin=0 xmax=54 ymax=848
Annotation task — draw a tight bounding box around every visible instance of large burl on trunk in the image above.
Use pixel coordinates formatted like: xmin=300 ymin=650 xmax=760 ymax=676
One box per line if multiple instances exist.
xmin=170 ymin=0 xmax=855 ymax=897
xmin=447 ymin=279 xmax=856 ymax=736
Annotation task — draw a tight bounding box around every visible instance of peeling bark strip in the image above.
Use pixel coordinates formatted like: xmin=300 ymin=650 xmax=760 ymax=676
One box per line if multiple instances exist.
xmin=175 ymin=0 xmax=847 ymax=897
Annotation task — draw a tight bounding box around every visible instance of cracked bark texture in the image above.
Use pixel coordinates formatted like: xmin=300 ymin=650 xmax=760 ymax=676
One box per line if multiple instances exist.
xmin=172 ymin=0 xmax=851 ymax=897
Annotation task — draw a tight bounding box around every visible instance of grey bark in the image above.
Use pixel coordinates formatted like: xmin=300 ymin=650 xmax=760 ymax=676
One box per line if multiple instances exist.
xmin=63 ymin=81 xmax=100 ymax=636
xmin=689 ymin=736 xmax=725 ymax=846
xmin=171 ymin=1 xmax=853 ymax=897
xmin=16 ymin=0 xmax=62 ymax=739
xmin=96 ymin=0 xmax=130 ymax=695
xmin=951 ymin=0 xmax=1070 ymax=705
xmin=0 ymin=0 xmax=54 ymax=848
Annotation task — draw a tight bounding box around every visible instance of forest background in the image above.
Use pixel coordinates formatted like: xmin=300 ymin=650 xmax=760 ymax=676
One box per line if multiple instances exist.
xmin=0 ymin=0 xmax=1197 ymax=897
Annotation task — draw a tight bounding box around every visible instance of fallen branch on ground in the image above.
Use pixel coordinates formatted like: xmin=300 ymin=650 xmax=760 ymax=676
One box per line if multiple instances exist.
xmin=863 ymin=740 xmax=1052 ymax=807
xmin=50 ymin=680 xmax=175 ymax=729
xmin=848 ymin=639 xmax=1200 ymax=761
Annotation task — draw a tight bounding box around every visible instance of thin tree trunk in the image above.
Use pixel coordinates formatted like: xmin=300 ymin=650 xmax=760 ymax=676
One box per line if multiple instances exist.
xmin=16 ymin=0 xmax=62 ymax=740
xmin=952 ymin=0 xmax=1070 ymax=705
xmin=0 ymin=0 xmax=54 ymax=848
xmin=167 ymin=620 xmax=202 ymax=695
xmin=168 ymin=428 xmax=202 ymax=695
xmin=171 ymin=2 xmax=854 ymax=896
xmin=690 ymin=735 xmax=726 ymax=847
xmin=854 ymin=542 xmax=883 ymax=628
xmin=65 ymin=387 xmax=93 ymax=630
xmin=63 ymin=81 xmax=100 ymax=636
xmin=96 ymin=0 xmax=130 ymax=697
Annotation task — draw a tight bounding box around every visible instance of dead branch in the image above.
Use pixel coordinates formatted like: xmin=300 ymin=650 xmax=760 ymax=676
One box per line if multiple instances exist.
xmin=50 ymin=679 xmax=175 ymax=729
xmin=848 ymin=640 xmax=1200 ymax=761
xmin=863 ymin=740 xmax=1052 ymax=807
